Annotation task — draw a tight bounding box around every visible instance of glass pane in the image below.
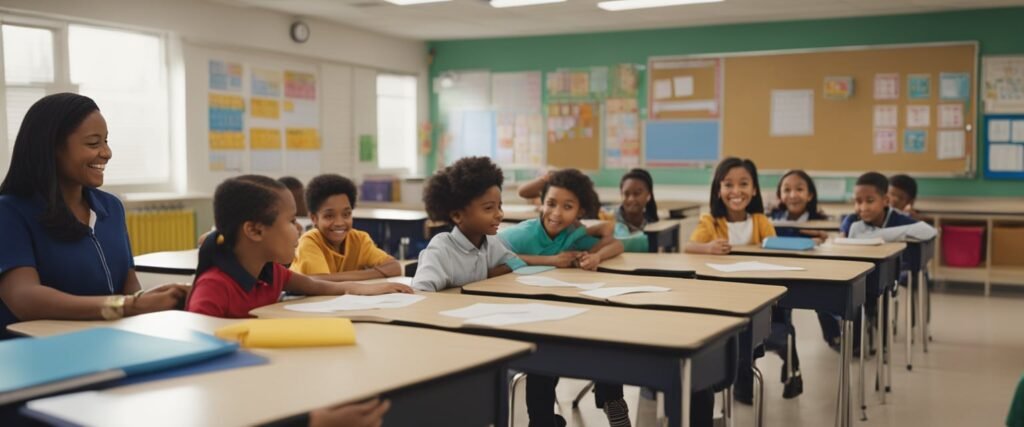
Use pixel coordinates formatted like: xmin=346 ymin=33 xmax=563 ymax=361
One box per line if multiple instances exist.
xmin=69 ymin=24 xmax=168 ymax=184
xmin=377 ymin=74 xmax=417 ymax=173
xmin=2 ymin=25 xmax=55 ymax=84
xmin=6 ymin=87 xmax=46 ymax=152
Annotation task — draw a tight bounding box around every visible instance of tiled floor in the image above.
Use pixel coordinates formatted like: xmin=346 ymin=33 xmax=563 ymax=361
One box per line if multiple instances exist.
xmin=512 ymin=286 xmax=1024 ymax=426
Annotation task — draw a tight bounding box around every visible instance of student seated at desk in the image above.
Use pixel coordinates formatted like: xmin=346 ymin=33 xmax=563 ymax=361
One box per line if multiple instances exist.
xmin=289 ymin=174 xmax=401 ymax=281
xmin=888 ymin=173 xmax=923 ymax=220
xmin=768 ymin=169 xmax=829 ymax=243
xmin=186 ymin=175 xmax=412 ymax=318
xmin=598 ymin=168 xmax=659 ymax=252
xmin=685 ymin=157 xmax=804 ymax=401
xmin=412 ymin=157 xmax=526 ymax=292
xmin=499 ymin=169 xmax=628 ymax=427
xmin=841 ymin=172 xmax=936 ymax=242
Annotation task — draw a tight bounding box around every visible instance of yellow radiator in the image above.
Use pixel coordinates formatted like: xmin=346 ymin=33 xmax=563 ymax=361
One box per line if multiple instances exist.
xmin=126 ymin=208 xmax=196 ymax=256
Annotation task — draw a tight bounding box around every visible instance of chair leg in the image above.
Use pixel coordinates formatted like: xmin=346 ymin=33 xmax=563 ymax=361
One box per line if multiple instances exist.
xmin=509 ymin=372 xmax=526 ymax=427
xmin=571 ymin=381 xmax=595 ymax=409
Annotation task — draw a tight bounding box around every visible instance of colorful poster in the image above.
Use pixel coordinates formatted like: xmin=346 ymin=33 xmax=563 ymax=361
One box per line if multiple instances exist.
xmin=252 ymin=68 xmax=282 ymax=97
xmin=907 ymin=74 xmax=931 ymax=100
xmin=250 ymin=98 xmax=280 ymax=120
xmin=209 ymin=60 xmax=242 ymax=92
xmin=940 ymin=72 xmax=970 ymax=101
xmin=937 ymin=104 xmax=964 ymax=128
xmin=546 ymin=71 xmax=569 ymax=97
xmin=904 ymin=129 xmax=927 ymax=153
xmin=873 ymin=105 xmax=898 ymax=128
xmin=613 ymin=64 xmax=638 ymax=98
xmin=937 ymin=130 xmax=965 ymax=160
xmin=209 ymin=94 xmax=244 ymax=132
xmin=285 ymin=128 xmax=320 ymax=150
xmin=589 ymin=67 xmax=608 ymax=94
xmin=605 ymin=98 xmax=640 ymax=168
xmin=906 ymin=105 xmax=931 ymax=128
xmin=209 ymin=131 xmax=244 ymax=150
xmin=570 ymin=72 xmax=590 ymax=97
xmin=989 ymin=119 xmax=1012 ymax=142
xmin=983 ymin=56 xmax=1024 ymax=113
xmin=250 ymin=128 xmax=282 ymax=150
xmin=874 ymin=73 xmax=899 ymax=100
xmin=823 ymin=76 xmax=854 ymax=100
xmin=209 ymin=151 xmax=242 ymax=172
xmin=284 ymin=71 xmax=316 ymax=100
xmin=873 ymin=129 xmax=898 ymax=154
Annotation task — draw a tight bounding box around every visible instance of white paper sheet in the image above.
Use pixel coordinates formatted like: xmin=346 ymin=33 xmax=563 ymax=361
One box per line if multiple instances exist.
xmin=770 ymin=89 xmax=814 ymax=136
xmin=873 ymin=129 xmax=898 ymax=154
xmin=937 ymin=104 xmax=964 ymax=128
xmin=990 ymin=144 xmax=1024 ymax=172
xmin=440 ymin=303 xmax=587 ymax=326
xmin=937 ymin=130 xmax=966 ymax=160
xmin=1012 ymin=120 xmax=1024 ymax=143
xmin=989 ymin=119 xmax=1012 ymax=142
xmin=906 ymin=105 xmax=931 ymax=128
xmin=284 ymin=294 xmax=424 ymax=313
xmin=579 ymin=286 xmax=670 ymax=299
xmin=874 ymin=73 xmax=899 ymax=100
xmin=654 ymin=79 xmax=673 ymax=100
xmin=873 ymin=105 xmax=898 ymax=128
xmin=833 ymin=237 xmax=885 ymax=246
xmin=673 ymin=76 xmax=694 ymax=97
xmin=705 ymin=261 xmax=805 ymax=273
xmin=516 ymin=275 xmax=605 ymax=290
xmin=355 ymin=277 xmax=414 ymax=286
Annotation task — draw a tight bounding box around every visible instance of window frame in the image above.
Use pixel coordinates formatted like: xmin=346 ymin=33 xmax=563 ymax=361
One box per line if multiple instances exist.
xmin=375 ymin=72 xmax=419 ymax=177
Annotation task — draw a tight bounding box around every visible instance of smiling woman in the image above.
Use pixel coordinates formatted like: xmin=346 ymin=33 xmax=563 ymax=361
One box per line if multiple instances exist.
xmin=0 ymin=93 xmax=189 ymax=338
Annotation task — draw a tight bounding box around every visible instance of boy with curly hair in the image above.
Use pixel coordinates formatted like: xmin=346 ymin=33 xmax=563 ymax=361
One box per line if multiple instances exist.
xmin=412 ymin=157 xmax=526 ymax=292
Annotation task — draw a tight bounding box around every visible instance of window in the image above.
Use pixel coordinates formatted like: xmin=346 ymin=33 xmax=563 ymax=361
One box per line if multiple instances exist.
xmin=1 ymin=19 xmax=170 ymax=185
xmin=376 ymin=74 xmax=417 ymax=174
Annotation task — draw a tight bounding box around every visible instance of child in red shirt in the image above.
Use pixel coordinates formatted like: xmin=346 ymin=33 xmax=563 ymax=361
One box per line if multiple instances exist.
xmin=187 ymin=175 xmax=412 ymax=318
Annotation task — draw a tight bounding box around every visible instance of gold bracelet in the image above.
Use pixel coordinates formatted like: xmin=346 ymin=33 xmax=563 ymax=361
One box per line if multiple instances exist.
xmin=100 ymin=295 xmax=126 ymax=320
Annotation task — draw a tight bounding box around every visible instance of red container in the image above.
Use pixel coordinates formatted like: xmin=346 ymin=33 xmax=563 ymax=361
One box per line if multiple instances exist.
xmin=941 ymin=225 xmax=984 ymax=267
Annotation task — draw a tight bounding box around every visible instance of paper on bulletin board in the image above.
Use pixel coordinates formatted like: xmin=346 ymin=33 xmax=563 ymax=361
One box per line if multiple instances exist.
xmin=284 ymin=71 xmax=316 ymax=100
xmin=209 ymin=60 xmax=242 ymax=92
xmin=285 ymin=128 xmax=320 ymax=150
xmin=250 ymin=98 xmax=280 ymax=120
xmin=904 ymin=129 xmax=927 ymax=153
xmin=250 ymin=128 xmax=282 ymax=172
xmin=282 ymin=99 xmax=318 ymax=128
xmin=570 ymin=72 xmax=590 ymax=97
xmin=1013 ymin=120 xmax=1024 ymax=143
xmin=590 ymin=67 xmax=608 ymax=94
xmin=937 ymin=130 xmax=965 ymax=160
xmin=937 ymin=104 xmax=964 ymax=128
xmin=770 ymin=89 xmax=814 ymax=136
xmin=823 ymin=76 xmax=853 ymax=100
xmin=673 ymin=76 xmax=694 ymax=97
xmin=653 ymin=79 xmax=673 ymax=100
xmin=874 ymin=73 xmax=899 ymax=100
xmin=939 ymin=72 xmax=970 ymax=101
xmin=208 ymin=92 xmax=245 ymax=172
xmin=989 ymin=119 xmax=1011 ymax=142
xmin=359 ymin=135 xmax=376 ymax=162
xmin=250 ymin=128 xmax=282 ymax=150
xmin=209 ymin=151 xmax=243 ymax=172
xmin=605 ymin=98 xmax=640 ymax=168
xmin=873 ymin=105 xmax=898 ymax=128
xmin=907 ymin=74 xmax=931 ymax=100
xmin=983 ymin=56 xmax=1024 ymax=113
xmin=491 ymin=72 xmax=542 ymax=113
xmin=990 ymin=144 xmax=1024 ymax=172
xmin=906 ymin=105 xmax=931 ymax=128
xmin=873 ymin=129 xmax=898 ymax=154
xmin=252 ymin=68 xmax=282 ymax=97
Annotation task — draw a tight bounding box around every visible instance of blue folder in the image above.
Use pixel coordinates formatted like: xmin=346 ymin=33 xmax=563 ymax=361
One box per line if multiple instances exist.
xmin=762 ymin=236 xmax=816 ymax=251
xmin=0 ymin=327 xmax=237 ymax=404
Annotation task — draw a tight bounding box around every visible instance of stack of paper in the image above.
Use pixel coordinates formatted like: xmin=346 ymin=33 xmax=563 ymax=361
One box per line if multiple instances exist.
xmin=284 ymin=294 xmax=425 ymax=313
xmin=440 ymin=303 xmax=587 ymax=326
xmin=516 ymin=275 xmax=604 ymax=290
xmin=513 ymin=265 xmax=557 ymax=275
xmin=705 ymin=261 xmax=806 ymax=273
xmin=355 ymin=277 xmax=414 ymax=286
xmin=579 ymin=286 xmax=670 ymax=299
xmin=833 ymin=237 xmax=885 ymax=246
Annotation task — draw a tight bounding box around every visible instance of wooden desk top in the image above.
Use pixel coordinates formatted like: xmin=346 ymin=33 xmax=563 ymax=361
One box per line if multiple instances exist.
xmin=13 ymin=311 xmax=532 ymax=426
xmin=253 ymin=291 xmax=745 ymax=352
xmin=770 ymin=219 xmax=842 ymax=231
xmin=599 ymin=253 xmax=874 ymax=282
xmin=463 ymin=269 xmax=785 ymax=316
xmin=730 ymin=241 xmax=906 ymax=261
xmin=643 ymin=219 xmax=683 ymax=233
xmin=134 ymin=249 xmax=198 ymax=274
xmin=913 ymin=197 xmax=1024 ymax=216
xmin=501 ymin=205 xmax=540 ymax=222
xmin=353 ymin=208 xmax=429 ymax=221
xmin=658 ymin=200 xmax=703 ymax=212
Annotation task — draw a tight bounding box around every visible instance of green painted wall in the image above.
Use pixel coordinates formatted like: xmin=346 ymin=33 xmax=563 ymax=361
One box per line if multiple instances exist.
xmin=428 ymin=7 xmax=1024 ymax=197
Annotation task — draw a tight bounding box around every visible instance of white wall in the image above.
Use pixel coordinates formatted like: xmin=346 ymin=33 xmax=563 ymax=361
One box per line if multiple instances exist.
xmin=0 ymin=0 xmax=428 ymax=196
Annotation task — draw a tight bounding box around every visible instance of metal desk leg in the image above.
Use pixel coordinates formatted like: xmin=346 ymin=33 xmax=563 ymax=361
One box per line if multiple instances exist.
xmin=836 ymin=319 xmax=852 ymax=427
xmin=906 ymin=270 xmax=914 ymax=371
xmin=753 ymin=366 xmax=765 ymax=427
xmin=919 ymin=270 xmax=929 ymax=353
xmin=886 ymin=285 xmax=894 ymax=393
xmin=509 ymin=372 xmax=526 ymax=427
xmin=876 ymin=294 xmax=885 ymax=404
xmin=860 ymin=306 xmax=867 ymax=421
xmin=681 ymin=358 xmax=692 ymax=427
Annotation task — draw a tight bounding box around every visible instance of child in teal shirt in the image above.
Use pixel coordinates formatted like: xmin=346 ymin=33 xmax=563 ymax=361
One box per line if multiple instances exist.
xmin=499 ymin=169 xmax=627 ymax=427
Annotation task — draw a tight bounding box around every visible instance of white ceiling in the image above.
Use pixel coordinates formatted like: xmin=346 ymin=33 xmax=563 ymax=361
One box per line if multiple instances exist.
xmin=219 ymin=0 xmax=1024 ymax=40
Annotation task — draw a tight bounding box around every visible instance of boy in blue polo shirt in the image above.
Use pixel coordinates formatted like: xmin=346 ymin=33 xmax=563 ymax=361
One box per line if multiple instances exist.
xmin=841 ymin=172 xmax=935 ymax=241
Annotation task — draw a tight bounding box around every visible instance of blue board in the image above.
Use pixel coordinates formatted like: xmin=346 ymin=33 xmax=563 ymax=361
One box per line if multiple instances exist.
xmin=644 ymin=120 xmax=720 ymax=166
xmin=983 ymin=114 xmax=1024 ymax=180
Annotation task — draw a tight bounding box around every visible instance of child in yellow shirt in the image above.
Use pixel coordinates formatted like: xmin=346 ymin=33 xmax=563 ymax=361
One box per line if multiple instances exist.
xmin=289 ymin=174 xmax=401 ymax=281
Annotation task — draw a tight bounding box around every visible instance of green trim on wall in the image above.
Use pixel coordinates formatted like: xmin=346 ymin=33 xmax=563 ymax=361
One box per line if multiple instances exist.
xmin=428 ymin=7 xmax=1024 ymax=197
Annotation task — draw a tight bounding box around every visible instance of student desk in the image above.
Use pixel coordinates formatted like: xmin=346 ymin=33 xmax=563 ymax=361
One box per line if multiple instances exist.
xmin=658 ymin=201 xmax=704 ymax=219
xmin=730 ymin=242 xmax=906 ymax=414
xmin=253 ymin=291 xmax=746 ymax=427
xmin=771 ymin=219 xmax=842 ymax=232
xmin=352 ymin=208 xmax=430 ymax=259
xmin=903 ymin=237 xmax=936 ymax=371
xmin=463 ymin=269 xmax=785 ymax=425
xmin=598 ymin=253 xmax=874 ymax=427
xmin=500 ymin=204 xmax=541 ymax=223
xmin=9 ymin=311 xmax=532 ymax=427
xmin=581 ymin=219 xmax=683 ymax=253
xmin=134 ymin=249 xmax=198 ymax=275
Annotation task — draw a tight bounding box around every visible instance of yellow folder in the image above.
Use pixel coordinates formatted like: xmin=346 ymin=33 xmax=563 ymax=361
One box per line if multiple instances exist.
xmin=215 ymin=318 xmax=356 ymax=348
